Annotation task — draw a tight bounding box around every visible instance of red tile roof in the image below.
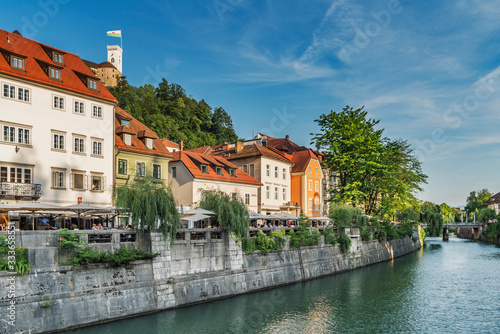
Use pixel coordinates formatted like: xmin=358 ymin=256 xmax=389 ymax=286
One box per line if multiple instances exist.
xmin=161 ymin=139 xmax=179 ymax=149
xmin=172 ymin=151 xmax=262 ymax=186
xmin=211 ymin=143 xmax=292 ymax=164
xmin=97 ymin=61 xmax=117 ymax=70
xmin=115 ymin=107 xmax=173 ymax=158
xmin=0 ymin=29 xmax=116 ymax=103
xmin=290 ymin=149 xmax=320 ymax=173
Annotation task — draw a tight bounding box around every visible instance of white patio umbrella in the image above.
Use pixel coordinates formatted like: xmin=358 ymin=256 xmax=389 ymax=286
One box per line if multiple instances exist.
xmin=65 ymin=203 xmax=109 ymax=229
xmin=183 ymin=208 xmax=217 ymax=216
xmin=11 ymin=201 xmax=66 ymax=231
xmin=249 ymin=212 xmax=269 ymax=220
xmin=180 ymin=213 xmax=211 ymax=229
xmin=271 ymin=212 xmax=299 ymax=220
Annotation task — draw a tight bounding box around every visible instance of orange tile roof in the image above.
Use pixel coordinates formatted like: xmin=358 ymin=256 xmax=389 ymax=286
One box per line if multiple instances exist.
xmin=161 ymin=139 xmax=179 ymax=149
xmin=184 ymin=146 xmax=212 ymax=154
xmin=211 ymin=143 xmax=292 ymax=164
xmin=115 ymin=107 xmax=173 ymax=158
xmin=290 ymin=150 xmax=316 ymax=173
xmin=172 ymin=151 xmax=262 ymax=186
xmin=0 ymin=29 xmax=117 ymax=103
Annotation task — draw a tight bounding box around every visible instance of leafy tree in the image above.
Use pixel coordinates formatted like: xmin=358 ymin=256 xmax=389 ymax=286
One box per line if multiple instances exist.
xmin=477 ymin=207 xmax=496 ymax=223
xmin=329 ymin=204 xmax=364 ymax=227
xmin=465 ymin=189 xmax=492 ymax=213
xmin=198 ymin=190 xmax=249 ymax=239
xmin=312 ymin=106 xmax=427 ymax=215
xmin=396 ymin=207 xmax=420 ymax=223
xmin=420 ymin=201 xmax=442 ymax=237
xmin=114 ymin=175 xmax=180 ymax=242
xmin=108 ymin=77 xmax=238 ymax=149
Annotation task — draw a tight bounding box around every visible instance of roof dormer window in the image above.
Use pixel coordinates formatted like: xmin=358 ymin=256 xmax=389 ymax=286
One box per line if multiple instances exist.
xmin=122 ymin=119 xmax=130 ymax=127
xmin=216 ymin=167 xmax=223 ymax=175
xmin=49 ymin=67 xmax=61 ymax=81
xmin=201 ymin=165 xmax=208 ymax=174
xmin=88 ymin=79 xmax=98 ymax=91
xmin=123 ymin=133 xmax=132 ymax=146
xmin=145 ymin=138 xmax=153 ymax=150
xmin=53 ymin=52 xmax=64 ymax=65
xmin=229 ymin=168 xmax=236 ymax=177
xmin=11 ymin=56 xmax=25 ymax=71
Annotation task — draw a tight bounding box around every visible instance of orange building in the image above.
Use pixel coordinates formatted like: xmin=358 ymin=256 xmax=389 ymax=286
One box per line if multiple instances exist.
xmin=262 ymin=135 xmax=324 ymax=217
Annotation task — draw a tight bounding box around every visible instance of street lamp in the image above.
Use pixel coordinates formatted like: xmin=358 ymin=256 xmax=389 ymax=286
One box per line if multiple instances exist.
xmin=295 ymin=202 xmax=299 ymax=217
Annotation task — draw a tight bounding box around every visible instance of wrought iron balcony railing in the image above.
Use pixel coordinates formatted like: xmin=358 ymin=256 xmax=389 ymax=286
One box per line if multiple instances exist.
xmin=0 ymin=182 xmax=43 ymax=200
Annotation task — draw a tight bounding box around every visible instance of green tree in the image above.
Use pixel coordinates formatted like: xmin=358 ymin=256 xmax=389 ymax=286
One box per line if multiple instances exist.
xmin=311 ymin=105 xmax=427 ymax=215
xmin=420 ymin=201 xmax=442 ymax=237
xmin=198 ymin=190 xmax=249 ymax=239
xmin=477 ymin=207 xmax=496 ymax=223
xmin=114 ymin=175 xmax=180 ymax=242
xmin=465 ymin=189 xmax=492 ymax=213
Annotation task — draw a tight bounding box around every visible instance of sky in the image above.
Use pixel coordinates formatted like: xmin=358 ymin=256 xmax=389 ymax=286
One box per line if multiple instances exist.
xmin=2 ymin=0 xmax=500 ymax=206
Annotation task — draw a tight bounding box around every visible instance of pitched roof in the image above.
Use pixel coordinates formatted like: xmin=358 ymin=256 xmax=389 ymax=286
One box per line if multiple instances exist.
xmin=0 ymin=29 xmax=116 ymax=103
xmin=267 ymin=137 xmax=306 ymax=153
xmin=97 ymin=61 xmax=117 ymax=70
xmin=172 ymin=151 xmax=262 ymax=186
xmin=115 ymin=107 xmax=173 ymax=158
xmin=184 ymin=146 xmax=212 ymax=154
xmin=211 ymin=143 xmax=292 ymax=164
xmin=484 ymin=192 xmax=500 ymax=205
xmin=82 ymin=59 xmax=99 ymax=69
xmin=161 ymin=139 xmax=179 ymax=149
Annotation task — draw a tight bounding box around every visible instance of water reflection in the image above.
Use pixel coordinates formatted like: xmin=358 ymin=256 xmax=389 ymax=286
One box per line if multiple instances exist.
xmin=70 ymin=237 xmax=500 ymax=334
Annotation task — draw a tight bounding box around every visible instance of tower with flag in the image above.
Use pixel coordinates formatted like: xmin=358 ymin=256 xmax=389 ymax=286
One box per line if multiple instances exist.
xmin=106 ymin=30 xmax=122 ymax=73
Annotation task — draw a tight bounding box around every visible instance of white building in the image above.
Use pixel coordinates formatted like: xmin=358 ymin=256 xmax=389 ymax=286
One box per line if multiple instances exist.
xmin=0 ymin=29 xmax=116 ymax=208
xmin=168 ymin=150 xmax=262 ymax=212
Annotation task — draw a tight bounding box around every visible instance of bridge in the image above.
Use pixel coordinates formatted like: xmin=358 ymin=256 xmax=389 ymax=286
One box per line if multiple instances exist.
xmin=420 ymin=222 xmax=483 ymax=241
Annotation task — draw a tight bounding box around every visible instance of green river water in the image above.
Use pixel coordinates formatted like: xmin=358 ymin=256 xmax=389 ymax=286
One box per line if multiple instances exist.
xmin=70 ymin=237 xmax=500 ymax=333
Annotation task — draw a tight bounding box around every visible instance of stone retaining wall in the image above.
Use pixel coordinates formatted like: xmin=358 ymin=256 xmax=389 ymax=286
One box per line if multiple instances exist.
xmin=0 ymin=228 xmax=422 ymax=333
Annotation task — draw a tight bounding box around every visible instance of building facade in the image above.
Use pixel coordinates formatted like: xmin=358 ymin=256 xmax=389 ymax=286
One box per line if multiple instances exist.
xmin=169 ymin=150 xmax=261 ymax=212
xmin=0 ymin=29 xmax=116 ymax=208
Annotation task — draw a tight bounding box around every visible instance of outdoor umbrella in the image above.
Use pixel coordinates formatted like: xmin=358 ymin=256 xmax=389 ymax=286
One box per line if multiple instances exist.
xmin=180 ymin=213 xmax=211 ymax=228
xmin=0 ymin=204 xmax=14 ymax=212
xmin=271 ymin=212 xmax=299 ymax=220
xmin=249 ymin=212 xmax=269 ymax=220
xmin=11 ymin=201 xmax=66 ymax=231
xmin=183 ymin=208 xmax=217 ymax=216
xmin=65 ymin=203 xmax=108 ymax=229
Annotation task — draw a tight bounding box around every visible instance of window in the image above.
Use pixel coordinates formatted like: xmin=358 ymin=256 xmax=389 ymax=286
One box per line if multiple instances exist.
xmin=283 ymin=188 xmax=286 ymax=201
xmin=53 ymin=95 xmax=64 ymax=110
xmin=231 ymin=193 xmax=238 ymax=200
xmin=201 ymin=165 xmax=208 ymax=174
xmin=52 ymin=133 xmax=65 ymax=150
xmin=309 ymin=180 xmax=312 ymax=191
xmin=216 ymin=167 xmax=223 ymax=175
xmin=315 ymin=181 xmax=319 ymax=192
xmin=309 ymin=198 xmax=313 ymax=210
xmin=118 ymin=159 xmax=127 ymax=175
xmin=88 ymin=79 xmax=98 ymax=90
xmin=92 ymin=105 xmax=102 ymax=118
xmin=53 ymin=52 xmax=64 ymax=65
xmin=283 ymin=168 xmax=286 ymax=180
xmin=0 ymin=167 xmax=6 ymax=182
xmin=136 ymin=162 xmax=146 ymax=177
xmin=171 ymin=167 xmax=177 ymax=178
xmin=0 ymin=167 xmax=31 ymax=183
xmin=315 ymin=199 xmax=319 ymax=211
xmin=242 ymin=165 xmax=248 ymax=173
xmin=266 ymin=164 xmax=270 ymax=177
xmin=11 ymin=56 xmax=25 ymax=70
xmin=92 ymin=140 xmax=102 ymax=156
xmin=274 ymin=187 xmax=278 ymax=200
xmin=266 ymin=186 xmax=270 ymax=200
xmin=49 ymin=67 xmax=61 ymax=80
xmin=91 ymin=175 xmax=104 ymax=191
xmin=3 ymin=83 xmax=29 ymax=102
xmin=71 ymin=172 xmax=85 ymax=190
xmin=24 ymin=169 xmax=31 ymax=184
xmin=275 ymin=166 xmax=278 ymax=178
xmin=249 ymin=164 xmax=254 ymax=177
xmin=122 ymin=119 xmax=130 ymax=127
xmin=123 ymin=133 xmax=132 ymax=146
xmin=229 ymin=168 xmax=236 ymax=177
xmin=145 ymin=138 xmax=153 ymax=150
xmin=52 ymin=170 xmax=65 ymax=189
xmin=245 ymin=194 xmax=250 ymax=205
xmin=73 ymin=137 xmax=85 ymax=154
xmin=308 ymin=166 xmax=312 ymax=173
xmin=315 ymin=167 xmax=318 ymax=175
xmin=153 ymin=164 xmax=161 ymax=179
xmin=3 ymin=125 xmax=30 ymax=145
xmin=74 ymin=101 xmax=84 ymax=114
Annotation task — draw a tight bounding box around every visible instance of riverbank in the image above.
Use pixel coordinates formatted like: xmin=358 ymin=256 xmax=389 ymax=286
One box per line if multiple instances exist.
xmin=0 ymin=227 xmax=422 ymax=333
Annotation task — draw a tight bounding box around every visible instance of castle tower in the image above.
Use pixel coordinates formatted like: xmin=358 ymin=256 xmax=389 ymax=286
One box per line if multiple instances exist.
xmin=107 ymin=45 xmax=122 ymax=73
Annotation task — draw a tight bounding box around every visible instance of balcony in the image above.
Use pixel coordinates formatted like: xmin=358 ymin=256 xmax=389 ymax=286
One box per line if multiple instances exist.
xmin=0 ymin=182 xmax=42 ymax=200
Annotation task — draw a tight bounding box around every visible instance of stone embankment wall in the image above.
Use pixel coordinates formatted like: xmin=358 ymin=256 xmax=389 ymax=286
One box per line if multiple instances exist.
xmin=0 ymin=227 xmax=422 ymax=333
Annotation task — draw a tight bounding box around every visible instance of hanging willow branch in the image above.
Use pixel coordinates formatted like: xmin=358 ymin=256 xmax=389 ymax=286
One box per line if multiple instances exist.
xmin=198 ymin=189 xmax=249 ymax=239
xmin=114 ymin=175 xmax=180 ymax=243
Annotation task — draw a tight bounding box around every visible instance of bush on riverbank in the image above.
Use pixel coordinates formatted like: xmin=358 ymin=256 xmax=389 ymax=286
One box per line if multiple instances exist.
xmin=241 ymin=231 xmax=286 ymax=255
xmin=0 ymin=235 xmax=30 ymax=275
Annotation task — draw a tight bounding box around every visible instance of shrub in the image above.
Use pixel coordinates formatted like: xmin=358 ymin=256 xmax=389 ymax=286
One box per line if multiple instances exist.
xmin=289 ymin=218 xmax=320 ymax=248
xmin=338 ymin=232 xmax=351 ymax=253
xmin=0 ymin=236 xmax=31 ymax=275
xmin=360 ymin=226 xmax=372 ymax=241
xmin=242 ymin=231 xmax=286 ymax=255
xmin=323 ymin=227 xmax=338 ymax=245
xmin=330 ymin=204 xmax=363 ymax=227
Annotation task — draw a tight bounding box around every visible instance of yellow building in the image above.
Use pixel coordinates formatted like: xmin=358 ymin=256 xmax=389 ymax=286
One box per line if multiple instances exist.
xmin=114 ymin=107 xmax=173 ymax=189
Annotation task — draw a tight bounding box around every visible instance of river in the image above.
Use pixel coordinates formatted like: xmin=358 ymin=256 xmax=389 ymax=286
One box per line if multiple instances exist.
xmin=70 ymin=236 xmax=500 ymax=333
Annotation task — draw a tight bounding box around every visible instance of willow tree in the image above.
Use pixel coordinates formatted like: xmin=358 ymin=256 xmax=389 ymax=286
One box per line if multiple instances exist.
xmin=115 ymin=175 xmax=180 ymax=242
xmin=198 ymin=189 xmax=249 ymax=238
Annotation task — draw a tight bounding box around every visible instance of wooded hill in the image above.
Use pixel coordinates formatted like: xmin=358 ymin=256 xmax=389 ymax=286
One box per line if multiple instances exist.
xmin=108 ymin=77 xmax=239 ymax=149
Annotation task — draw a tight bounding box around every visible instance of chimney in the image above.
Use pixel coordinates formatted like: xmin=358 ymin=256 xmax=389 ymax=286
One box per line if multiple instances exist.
xmin=285 ymin=134 xmax=289 ymax=139
xmin=179 ymin=140 xmax=183 ymax=151
xmin=236 ymin=141 xmax=244 ymax=153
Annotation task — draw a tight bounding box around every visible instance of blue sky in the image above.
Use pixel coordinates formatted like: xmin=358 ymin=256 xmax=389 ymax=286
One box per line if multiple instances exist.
xmin=3 ymin=0 xmax=500 ymax=206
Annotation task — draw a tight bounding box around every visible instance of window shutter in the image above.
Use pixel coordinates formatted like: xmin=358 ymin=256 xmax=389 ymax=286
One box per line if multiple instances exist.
xmin=52 ymin=171 xmax=56 ymax=188
xmin=84 ymin=175 xmax=89 ymax=191
xmin=102 ymin=176 xmax=106 ymax=191
xmin=69 ymin=173 xmax=74 ymax=189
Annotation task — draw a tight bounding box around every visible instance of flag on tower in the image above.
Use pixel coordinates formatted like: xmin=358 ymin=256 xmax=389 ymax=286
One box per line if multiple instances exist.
xmin=107 ymin=30 xmax=122 ymax=38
